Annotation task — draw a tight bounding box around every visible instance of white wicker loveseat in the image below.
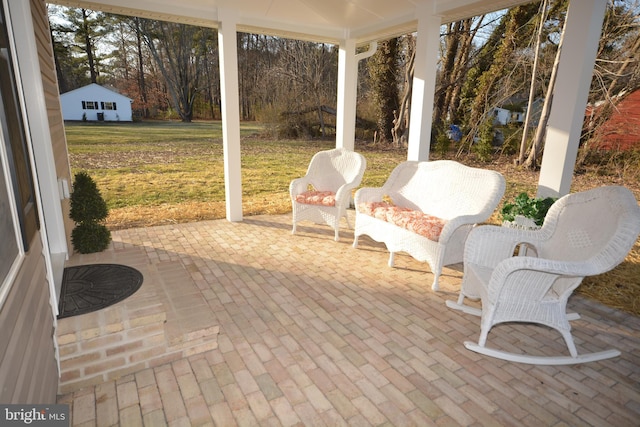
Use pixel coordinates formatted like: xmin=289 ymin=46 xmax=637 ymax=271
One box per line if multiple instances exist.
xmin=353 ymin=160 xmax=505 ymax=291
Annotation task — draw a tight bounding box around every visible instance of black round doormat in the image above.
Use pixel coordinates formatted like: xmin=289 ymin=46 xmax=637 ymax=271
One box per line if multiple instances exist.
xmin=57 ymin=264 xmax=143 ymax=319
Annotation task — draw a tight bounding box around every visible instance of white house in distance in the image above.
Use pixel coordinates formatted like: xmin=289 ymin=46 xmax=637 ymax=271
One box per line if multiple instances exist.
xmin=60 ymin=83 xmax=133 ymax=121
xmin=492 ymin=98 xmax=544 ymax=126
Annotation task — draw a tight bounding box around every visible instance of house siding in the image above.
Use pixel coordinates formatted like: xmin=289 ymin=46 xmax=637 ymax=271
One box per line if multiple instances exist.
xmin=0 ymin=0 xmax=62 ymax=404
xmin=591 ymin=90 xmax=640 ymax=151
xmin=33 ymin=0 xmax=74 ymax=249
xmin=0 ymin=236 xmax=58 ymax=403
xmin=61 ymin=84 xmax=133 ymax=121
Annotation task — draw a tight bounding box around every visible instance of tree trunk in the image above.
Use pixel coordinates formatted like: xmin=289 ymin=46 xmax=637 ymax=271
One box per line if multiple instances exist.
xmin=370 ymin=38 xmax=400 ymax=143
xmin=134 ymin=18 xmax=149 ymax=118
xmin=523 ymin=9 xmax=566 ymax=169
xmin=434 ymin=22 xmax=461 ymax=128
xmin=392 ymin=40 xmax=415 ymax=147
xmin=447 ymin=18 xmax=479 ymax=125
xmin=82 ymin=9 xmax=98 ymax=83
xmin=518 ymin=0 xmax=548 ymax=165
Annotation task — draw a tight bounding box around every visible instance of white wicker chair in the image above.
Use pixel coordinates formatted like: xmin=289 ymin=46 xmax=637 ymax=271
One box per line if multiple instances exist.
xmin=290 ymin=148 xmax=366 ymax=241
xmin=447 ymin=186 xmax=640 ymax=364
xmin=353 ymin=160 xmax=505 ymax=291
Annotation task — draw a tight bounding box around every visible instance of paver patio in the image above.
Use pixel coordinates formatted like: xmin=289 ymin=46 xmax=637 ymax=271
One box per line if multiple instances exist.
xmin=56 ymin=212 xmax=640 ymax=426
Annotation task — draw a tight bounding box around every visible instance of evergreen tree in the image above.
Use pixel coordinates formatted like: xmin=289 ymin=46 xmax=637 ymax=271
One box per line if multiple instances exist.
xmin=49 ymin=6 xmax=111 ymax=87
xmin=69 ymin=172 xmax=111 ymax=254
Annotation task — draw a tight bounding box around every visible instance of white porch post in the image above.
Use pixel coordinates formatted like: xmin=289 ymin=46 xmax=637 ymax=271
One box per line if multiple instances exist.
xmin=218 ymin=8 xmax=243 ymax=221
xmin=537 ymin=0 xmax=606 ymax=198
xmin=407 ymin=4 xmax=440 ymax=161
xmin=336 ymin=38 xmax=357 ymax=151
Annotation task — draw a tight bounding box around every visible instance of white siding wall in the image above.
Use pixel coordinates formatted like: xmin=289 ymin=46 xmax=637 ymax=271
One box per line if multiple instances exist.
xmin=61 ymin=84 xmax=133 ymax=121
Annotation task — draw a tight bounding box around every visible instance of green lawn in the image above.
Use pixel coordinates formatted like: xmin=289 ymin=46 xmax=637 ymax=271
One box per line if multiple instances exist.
xmin=65 ymin=120 xmax=407 ymax=225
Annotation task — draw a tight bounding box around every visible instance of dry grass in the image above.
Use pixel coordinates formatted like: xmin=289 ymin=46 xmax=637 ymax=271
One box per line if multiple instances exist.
xmin=67 ymin=121 xmax=640 ymax=316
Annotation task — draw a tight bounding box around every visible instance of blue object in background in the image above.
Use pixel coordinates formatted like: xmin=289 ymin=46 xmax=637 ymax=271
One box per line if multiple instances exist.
xmin=447 ymin=124 xmax=462 ymax=142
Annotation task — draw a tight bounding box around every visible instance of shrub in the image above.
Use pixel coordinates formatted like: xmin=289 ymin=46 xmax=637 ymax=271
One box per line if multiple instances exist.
xmin=71 ymin=222 xmax=112 ymax=254
xmin=473 ymin=117 xmax=494 ymax=162
xmin=501 ymin=192 xmax=557 ymax=227
xmin=433 ymin=126 xmax=451 ymax=156
xmin=70 ymin=171 xmax=108 ymax=223
xmin=69 ymin=171 xmax=111 ymax=253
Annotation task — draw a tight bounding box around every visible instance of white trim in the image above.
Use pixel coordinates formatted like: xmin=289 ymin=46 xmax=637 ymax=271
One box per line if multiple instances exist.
xmin=0 ymin=114 xmax=25 ymax=310
xmin=0 ymin=0 xmax=26 ymax=310
xmin=7 ymin=0 xmax=66 ymax=313
xmin=47 ymin=0 xmax=533 ymax=47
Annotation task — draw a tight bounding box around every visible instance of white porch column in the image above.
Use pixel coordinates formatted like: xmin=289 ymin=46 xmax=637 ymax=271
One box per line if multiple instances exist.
xmin=336 ymin=38 xmax=357 ymax=150
xmin=407 ymin=4 xmax=440 ymax=161
xmin=537 ymin=0 xmax=606 ymax=198
xmin=217 ymin=8 xmax=243 ymax=221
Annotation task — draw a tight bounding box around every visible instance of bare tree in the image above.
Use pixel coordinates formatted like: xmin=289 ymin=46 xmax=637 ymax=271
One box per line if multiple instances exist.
xmin=460 ymin=5 xmax=539 ymax=155
xmin=522 ymin=21 xmax=564 ymax=169
xmin=134 ymin=18 xmax=150 ymax=118
xmin=442 ymin=18 xmax=480 ymax=126
xmin=391 ymin=36 xmax=415 ymax=147
xmin=266 ymin=39 xmax=338 ymax=137
xmin=139 ymin=20 xmax=212 ymax=122
xmin=518 ymin=0 xmax=550 ymax=165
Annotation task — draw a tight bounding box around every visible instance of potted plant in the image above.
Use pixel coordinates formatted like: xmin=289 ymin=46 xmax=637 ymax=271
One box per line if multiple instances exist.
xmin=501 ymin=192 xmax=557 ymax=230
xmin=69 ymin=171 xmax=111 ymax=253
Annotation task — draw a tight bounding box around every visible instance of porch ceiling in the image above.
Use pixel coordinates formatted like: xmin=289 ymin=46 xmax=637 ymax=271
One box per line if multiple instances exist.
xmin=47 ymin=0 xmax=533 ymax=44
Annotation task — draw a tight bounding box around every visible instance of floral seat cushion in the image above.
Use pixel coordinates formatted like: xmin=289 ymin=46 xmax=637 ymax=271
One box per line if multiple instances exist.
xmin=295 ymin=190 xmax=336 ymax=206
xmin=359 ymin=202 xmax=447 ymax=242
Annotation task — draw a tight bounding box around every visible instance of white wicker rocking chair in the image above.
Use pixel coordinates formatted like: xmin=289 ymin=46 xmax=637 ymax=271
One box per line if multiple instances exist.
xmin=290 ymin=148 xmax=366 ymax=241
xmin=447 ymin=186 xmax=640 ymax=365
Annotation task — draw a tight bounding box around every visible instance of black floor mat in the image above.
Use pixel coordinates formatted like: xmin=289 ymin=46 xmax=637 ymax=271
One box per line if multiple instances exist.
xmin=57 ymin=264 xmax=143 ymax=319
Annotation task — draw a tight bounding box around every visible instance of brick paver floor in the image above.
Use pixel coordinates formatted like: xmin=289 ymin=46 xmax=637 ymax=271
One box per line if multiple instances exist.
xmin=57 ymin=213 xmax=640 ymax=426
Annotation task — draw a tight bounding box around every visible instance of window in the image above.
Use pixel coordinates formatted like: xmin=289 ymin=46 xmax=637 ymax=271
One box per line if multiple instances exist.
xmin=82 ymin=101 xmax=98 ymax=110
xmin=0 ymin=4 xmax=38 ymax=257
xmin=101 ymin=102 xmax=117 ymax=110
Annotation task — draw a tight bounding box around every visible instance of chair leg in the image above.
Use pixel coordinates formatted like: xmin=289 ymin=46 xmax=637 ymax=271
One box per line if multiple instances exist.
xmin=560 ymin=329 xmax=579 ymax=358
xmin=445 ymin=292 xmax=482 ymax=316
xmin=431 ymin=265 xmax=443 ymax=291
xmin=478 ymin=325 xmax=490 ymax=348
xmin=353 ymin=236 xmax=359 ymax=248
xmin=431 ymin=275 xmax=440 ymax=292
xmin=388 ymin=252 xmax=395 ymax=267
xmin=292 ymin=222 xmax=297 ymax=235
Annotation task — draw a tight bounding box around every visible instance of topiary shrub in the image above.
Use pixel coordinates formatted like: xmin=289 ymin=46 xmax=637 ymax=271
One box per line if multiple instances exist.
xmin=69 ymin=171 xmax=111 ymax=253
xmin=71 ymin=222 xmax=112 ymax=254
